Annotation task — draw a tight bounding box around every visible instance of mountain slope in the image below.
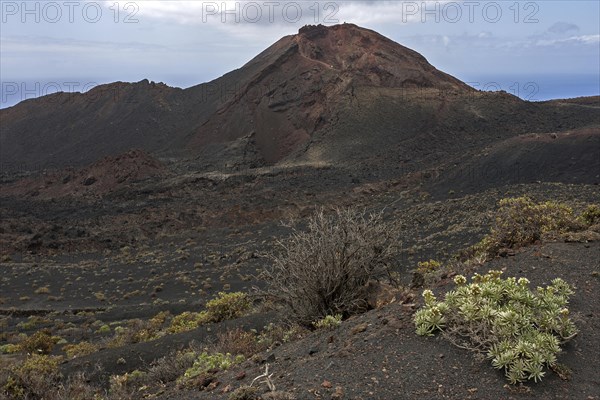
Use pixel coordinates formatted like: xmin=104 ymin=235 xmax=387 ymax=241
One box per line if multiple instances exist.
xmin=187 ymin=23 xmax=473 ymax=163
xmin=1 ymin=23 xmax=598 ymax=174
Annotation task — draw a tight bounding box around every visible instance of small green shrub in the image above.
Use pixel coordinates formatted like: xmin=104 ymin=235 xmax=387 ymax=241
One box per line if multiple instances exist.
xmin=96 ymin=324 xmax=111 ymax=334
xmin=0 ymin=344 xmax=20 ymax=354
xmin=417 ymin=259 xmax=442 ymax=274
xmin=577 ymin=204 xmax=600 ymax=226
xmin=168 ymin=293 xmax=250 ymax=334
xmin=313 ymin=314 xmax=342 ymax=330
xmin=168 ymin=311 xmax=211 ymax=334
xmin=470 ymin=197 xmax=582 ymax=260
xmin=19 ymin=329 xmax=57 ymax=355
xmin=205 ymin=292 xmax=252 ymax=322
xmin=182 ymin=352 xmax=244 ymax=381
xmin=63 ymin=341 xmax=98 ymax=359
xmin=414 ymin=270 xmax=578 ymax=384
xmin=2 ymin=355 xmax=62 ymax=398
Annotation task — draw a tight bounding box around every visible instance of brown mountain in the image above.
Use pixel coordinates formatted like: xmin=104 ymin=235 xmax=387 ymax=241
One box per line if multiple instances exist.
xmin=1 ymin=24 xmax=600 ymax=399
xmin=186 ymin=23 xmax=472 ymax=163
xmin=1 ymin=23 xmax=598 ymax=178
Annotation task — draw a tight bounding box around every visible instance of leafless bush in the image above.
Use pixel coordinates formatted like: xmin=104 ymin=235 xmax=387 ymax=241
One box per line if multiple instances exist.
xmin=216 ymin=328 xmax=264 ymax=358
xmin=146 ymin=346 xmax=199 ymax=384
xmin=263 ymin=208 xmax=401 ymax=325
xmin=52 ymin=372 xmax=101 ymax=400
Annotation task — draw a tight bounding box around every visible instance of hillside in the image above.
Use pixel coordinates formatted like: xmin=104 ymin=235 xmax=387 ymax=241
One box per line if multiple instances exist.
xmin=0 ymin=23 xmax=599 ymax=400
xmin=2 ymin=24 xmax=598 ymax=175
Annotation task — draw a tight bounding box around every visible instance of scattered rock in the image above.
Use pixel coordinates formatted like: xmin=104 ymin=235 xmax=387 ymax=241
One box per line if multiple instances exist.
xmin=221 ymin=384 xmax=232 ymax=393
xmin=83 ymin=177 xmax=97 ymax=186
xmin=332 ymin=386 xmax=344 ymax=399
xmin=351 ymin=323 xmax=368 ymax=335
xmin=498 ymin=248 xmax=516 ymax=257
xmin=261 ymin=391 xmax=295 ymax=400
xmin=365 ymin=281 xmax=398 ymax=308
xmin=411 ymin=271 xmax=425 ymax=288
xmin=236 ymin=370 xmax=246 ymax=380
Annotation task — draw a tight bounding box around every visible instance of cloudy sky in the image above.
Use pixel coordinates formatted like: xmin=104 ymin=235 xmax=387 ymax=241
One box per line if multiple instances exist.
xmin=1 ymin=1 xmax=599 ymax=107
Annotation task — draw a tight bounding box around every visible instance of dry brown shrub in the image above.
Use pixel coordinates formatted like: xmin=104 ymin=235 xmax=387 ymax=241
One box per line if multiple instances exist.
xmin=264 ymin=208 xmax=401 ymax=325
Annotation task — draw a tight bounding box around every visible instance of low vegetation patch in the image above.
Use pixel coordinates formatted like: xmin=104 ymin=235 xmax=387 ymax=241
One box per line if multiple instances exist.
xmin=168 ymin=311 xmax=212 ymax=334
xmin=168 ymin=292 xmax=252 ymax=334
xmin=180 ymin=352 xmax=244 ymax=384
xmin=1 ymin=354 xmax=62 ymax=399
xmin=0 ymin=344 xmax=20 ymax=354
xmin=63 ymin=341 xmax=98 ymax=359
xmin=467 ymin=197 xmax=591 ymax=261
xmin=205 ymin=291 xmax=252 ymax=322
xmin=19 ymin=329 xmax=58 ymax=355
xmin=146 ymin=349 xmax=198 ymax=384
xmin=313 ymin=314 xmax=342 ymax=330
xmin=412 ymin=259 xmax=453 ymax=286
xmin=414 ymin=270 xmax=578 ymax=384
xmin=216 ymin=328 xmax=264 ymax=358
xmin=107 ymin=315 xmax=166 ymax=347
xmin=577 ymin=204 xmax=600 ymax=226
xmin=228 ymin=385 xmax=259 ymax=400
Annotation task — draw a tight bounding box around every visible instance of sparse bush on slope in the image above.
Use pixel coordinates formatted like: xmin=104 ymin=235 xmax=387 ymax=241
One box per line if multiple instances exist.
xmin=577 ymin=204 xmax=600 ymax=227
xmin=414 ymin=270 xmax=578 ymax=384
xmin=19 ymin=329 xmax=57 ymax=355
xmin=168 ymin=292 xmax=252 ymax=333
xmin=1 ymin=354 xmax=62 ymax=399
xmin=264 ymin=208 xmax=401 ymax=326
xmin=205 ymin=292 xmax=252 ymax=322
xmin=468 ymin=197 xmax=586 ymax=261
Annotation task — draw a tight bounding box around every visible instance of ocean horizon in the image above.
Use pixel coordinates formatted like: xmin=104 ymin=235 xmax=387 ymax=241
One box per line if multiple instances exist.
xmin=1 ymin=73 xmax=598 ymax=109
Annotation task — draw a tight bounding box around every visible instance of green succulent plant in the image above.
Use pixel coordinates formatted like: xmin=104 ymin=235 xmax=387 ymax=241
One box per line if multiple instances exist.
xmin=414 ymin=270 xmax=578 ymax=384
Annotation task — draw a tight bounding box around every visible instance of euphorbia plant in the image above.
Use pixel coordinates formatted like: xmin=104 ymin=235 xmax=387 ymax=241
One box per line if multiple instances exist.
xmin=414 ymin=270 xmax=578 ymax=384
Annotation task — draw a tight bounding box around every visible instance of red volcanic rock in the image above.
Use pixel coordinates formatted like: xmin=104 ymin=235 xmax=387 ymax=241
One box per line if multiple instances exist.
xmin=0 ymin=24 xmax=474 ymax=171
xmin=188 ymin=23 xmax=471 ymax=163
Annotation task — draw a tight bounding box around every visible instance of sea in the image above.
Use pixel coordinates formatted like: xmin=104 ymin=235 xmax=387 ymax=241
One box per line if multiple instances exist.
xmin=1 ymin=74 xmax=598 ymax=109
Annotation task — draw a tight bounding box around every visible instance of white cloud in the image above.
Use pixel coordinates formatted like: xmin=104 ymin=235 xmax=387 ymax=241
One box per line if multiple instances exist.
xmin=536 ymin=34 xmax=600 ymax=46
xmin=108 ymin=1 xmax=450 ymax=29
xmin=1 ymin=35 xmax=167 ymax=54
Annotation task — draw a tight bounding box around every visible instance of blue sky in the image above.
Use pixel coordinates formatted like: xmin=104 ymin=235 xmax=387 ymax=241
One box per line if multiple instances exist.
xmin=1 ymin=1 xmax=599 ymax=107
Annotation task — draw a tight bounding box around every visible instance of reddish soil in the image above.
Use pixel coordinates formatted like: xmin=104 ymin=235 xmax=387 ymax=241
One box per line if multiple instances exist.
xmin=1 ymin=150 xmax=167 ymax=199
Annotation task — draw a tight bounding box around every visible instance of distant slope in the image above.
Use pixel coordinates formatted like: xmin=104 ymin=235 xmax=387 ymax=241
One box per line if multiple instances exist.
xmin=0 ymin=81 xmax=187 ymax=170
xmin=425 ymin=126 xmax=600 ymax=197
